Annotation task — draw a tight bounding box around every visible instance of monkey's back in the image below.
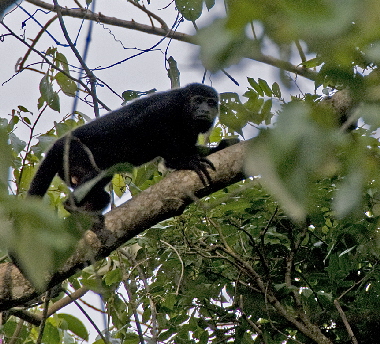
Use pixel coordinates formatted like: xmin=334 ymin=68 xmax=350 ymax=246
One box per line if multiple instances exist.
xmin=70 ymin=88 xmax=196 ymax=169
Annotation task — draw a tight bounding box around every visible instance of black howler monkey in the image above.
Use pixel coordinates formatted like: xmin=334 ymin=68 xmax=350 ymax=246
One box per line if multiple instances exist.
xmin=28 ymin=83 xmax=222 ymax=212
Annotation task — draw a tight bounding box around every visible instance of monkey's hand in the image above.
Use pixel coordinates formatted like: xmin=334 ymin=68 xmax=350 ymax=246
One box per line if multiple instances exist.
xmin=165 ymin=155 xmax=215 ymax=186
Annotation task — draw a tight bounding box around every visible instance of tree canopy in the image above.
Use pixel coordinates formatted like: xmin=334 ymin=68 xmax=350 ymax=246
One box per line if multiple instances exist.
xmin=1 ymin=1 xmax=380 ymax=344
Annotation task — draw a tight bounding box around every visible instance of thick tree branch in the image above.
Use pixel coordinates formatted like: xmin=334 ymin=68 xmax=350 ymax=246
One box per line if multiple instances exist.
xmin=25 ymin=0 xmax=317 ymax=80
xmin=0 ymin=141 xmax=247 ymax=311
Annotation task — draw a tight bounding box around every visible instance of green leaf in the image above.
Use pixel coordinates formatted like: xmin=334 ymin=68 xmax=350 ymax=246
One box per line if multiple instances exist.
xmin=205 ymin=0 xmax=215 ymax=10
xmin=122 ymin=88 xmax=156 ymax=104
xmin=18 ymin=105 xmax=29 ymax=112
xmin=73 ymin=163 xmax=134 ymax=204
xmin=219 ymin=92 xmax=248 ymax=134
xmin=134 ymin=163 xmax=157 ymax=187
xmin=245 ymin=101 xmax=349 ymax=221
xmin=112 ymin=173 xmax=128 ymax=198
xmin=175 ymin=0 xmax=203 ymax=21
xmin=39 ymin=74 xmax=60 ymax=112
xmin=271 ymin=82 xmax=281 ymax=98
xmin=258 ymin=78 xmax=273 ymax=97
xmin=122 ymin=90 xmax=141 ymax=102
xmin=104 ymin=268 xmax=122 ymax=286
xmin=167 ymin=56 xmax=180 ymax=89
xmin=9 ymin=132 xmax=26 ymax=154
xmin=49 ymin=91 xmax=60 ymax=112
xmin=0 ymin=127 xmax=12 ymax=191
xmin=333 ymin=168 xmax=363 ymax=218
xmin=57 ymin=314 xmax=89 ymax=340
xmin=42 ymin=321 xmax=60 ymax=344
xmin=17 ymin=165 xmax=35 ymax=192
xmin=3 ymin=197 xmax=77 ymax=291
xmin=208 ymin=126 xmax=223 ymax=143
xmin=55 ymin=72 xmax=77 ymax=97
xmin=197 ymin=18 xmax=251 ymax=72
xmin=162 ymin=293 xmax=177 ymax=310
xmin=261 ymin=98 xmax=273 ymax=116
xmin=302 ymin=57 xmax=323 ymax=68
xmin=247 ymin=77 xmax=264 ymax=97
xmin=55 ymin=52 xmax=69 ymax=73
xmin=8 ymin=116 xmax=19 ymax=130
xmin=39 ymin=74 xmax=54 ymax=103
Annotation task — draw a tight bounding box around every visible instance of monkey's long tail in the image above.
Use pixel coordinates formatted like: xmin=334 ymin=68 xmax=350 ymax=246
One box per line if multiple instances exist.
xmin=27 ymin=140 xmax=63 ymax=197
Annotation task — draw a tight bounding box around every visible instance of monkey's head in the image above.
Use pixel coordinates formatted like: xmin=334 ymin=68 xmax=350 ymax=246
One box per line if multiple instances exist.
xmin=185 ymin=83 xmax=219 ymax=133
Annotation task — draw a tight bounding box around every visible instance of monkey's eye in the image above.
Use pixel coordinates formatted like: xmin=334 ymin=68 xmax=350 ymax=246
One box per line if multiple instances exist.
xmin=207 ymin=99 xmax=218 ymax=107
xmin=193 ymin=96 xmax=204 ymax=104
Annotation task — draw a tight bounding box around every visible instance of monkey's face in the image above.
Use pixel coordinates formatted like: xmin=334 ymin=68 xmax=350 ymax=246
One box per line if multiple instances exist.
xmin=189 ymin=95 xmax=219 ymax=133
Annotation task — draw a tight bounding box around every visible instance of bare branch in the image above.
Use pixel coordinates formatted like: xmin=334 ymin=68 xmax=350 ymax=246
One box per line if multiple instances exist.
xmin=26 ymin=0 xmax=186 ymax=41
xmin=127 ymin=0 xmax=169 ymax=31
xmin=17 ymin=14 xmax=58 ymax=72
xmin=25 ymin=0 xmax=317 ymax=81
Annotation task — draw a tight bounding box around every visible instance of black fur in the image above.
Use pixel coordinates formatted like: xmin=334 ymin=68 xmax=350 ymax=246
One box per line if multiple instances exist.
xmin=28 ymin=83 xmax=219 ymax=212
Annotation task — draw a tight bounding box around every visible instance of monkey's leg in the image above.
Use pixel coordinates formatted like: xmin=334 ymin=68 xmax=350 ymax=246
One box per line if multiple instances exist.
xmin=60 ymin=139 xmax=112 ymax=213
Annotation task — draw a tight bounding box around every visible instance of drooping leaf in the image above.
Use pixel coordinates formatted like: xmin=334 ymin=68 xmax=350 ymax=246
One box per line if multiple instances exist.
xmin=39 ymin=74 xmax=54 ymax=103
xmin=57 ymin=314 xmax=89 ymax=340
xmin=55 ymin=72 xmax=77 ymax=97
xmin=39 ymin=74 xmax=60 ymax=112
xmin=55 ymin=52 xmax=70 ymax=73
xmin=167 ymin=56 xmax=180 ymax=89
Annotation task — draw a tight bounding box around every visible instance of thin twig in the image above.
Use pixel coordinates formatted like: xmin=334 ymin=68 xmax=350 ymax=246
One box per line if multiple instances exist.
xmin=160 ymin=240 xmax=184 ymax=295
xmin=127 ymin=0 xmax=169 ymax=31
xmin=36 ymin=290 xmax=51 ymax=344
xmin=238 ymin=295 xmax=264 ymax=337
xmin=16 ymin=103 xmax=47 ymax=195
xmin=8 ymin=319 xmax=24 ymax=344
xmin=1 ymin=22 xmax=111 ymax=112
xmin=334 ymin=299 xmax=358 ymax=344
xmin=53 ymin=0 xmax=100 ymax=117
xmin=17 ymin=14 xmax=58 ymax=72
xmin=64 ymin=289 xmax=110 ymax=344
xmin=119 ymin=248 xmax=158 ymax=343
xmin=123 ymin=281 xmax=145 ymax=344
xmin=295 ymin=40 xmax=307 ymax=63
xmin=25 ymin=0 xmax=318 ymax=81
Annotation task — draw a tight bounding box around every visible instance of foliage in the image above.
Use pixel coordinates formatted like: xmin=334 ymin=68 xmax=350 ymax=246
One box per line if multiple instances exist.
xmin=2 ymin=0 xmax=380 ymax=343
